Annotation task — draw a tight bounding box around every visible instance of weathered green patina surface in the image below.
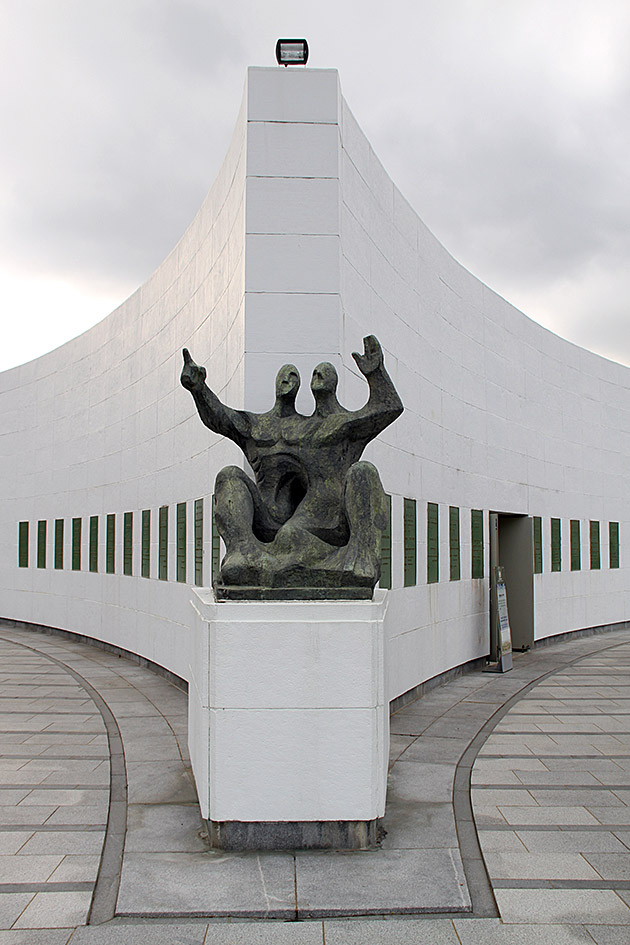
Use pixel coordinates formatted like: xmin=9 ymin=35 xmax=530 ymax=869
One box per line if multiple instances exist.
xmin=181 ymin=335 xmax=403 ymax=599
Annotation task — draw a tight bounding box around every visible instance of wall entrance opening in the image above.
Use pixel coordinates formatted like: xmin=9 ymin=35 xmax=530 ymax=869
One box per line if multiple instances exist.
xmin=489 ymin=512 xmax=534 ymax=659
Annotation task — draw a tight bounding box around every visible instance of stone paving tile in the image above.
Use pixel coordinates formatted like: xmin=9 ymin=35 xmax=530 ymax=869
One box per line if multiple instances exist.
xmin=48 ymin=853 xmax=101 ymax=882
xmin=391 ymin=735 xmax=469 ymax=763
xmin=125 ymin=760 xmax=197 ymax=805
xmin=497 ymin=806 xmax=601 ymax=826
xmin=323 ymin=916 xmax=459 ymax=944
xmin=583 ymin=853 xmax=630 ymax=880
xmin=612 ymin=830 xmax=630 ymax=848
xmin=482 ymin=849 xmax=602 ymax=880
xmin=117 ymin=852 xmax=297 ymax=917
xmin=512 ymin=770 xmax=603 ymax=785
xmin=12 ymin=890 xmax=93 ymax=929
xmin=0 ymin=806 xmax=57 ymax=825
xmin=528 ymin=789 xmax=626 ymax=807
xmin=515 ymin=829 xmax=629 ymax=854
xmin=0 ymin=832 xmax=33 ymax=855
xmin=380 ymin=799 xmax=459 ymax=849
xmin=585 ymin=927 xmax=630 ymax=945
xmin=0 ymin=893 xmax=35 ymax=930
xmin=124 ymin=803 xmax=207 ymax=853
xmin=453 ymin=918 xmax=596 ymax=944
xmin=476 ymin=830 xmax=527 ymax=852
xmin=494 ymin=888 xmax=630 ymax=924
xmin=0 ymin=791 xmax=30 ymax=806
xmin=19 ymin=830 xmax=105 ymax=855
xmin=386 ymin=760 xmax=454 ymax=803
xmin=0 ymin=931 xmax=73 ymax=944
xmin=472 ymin=789 xmax=538 ymax=807
xmin=118 ymin=735 xmax=184 ymax=762
xmin=472 ymin=806 xmax=510 ymax=826
xmin=18 ymin=789 xmax=108 ymax=807
xmin=71 ymin=922 xmax=215 ymax=945
xmin=543 ymin=759 xmax=627 ymax=774
xmin=587 ymin=808 xmax=630 ymax=825
xmin=0 ymin=853 xmax=63 ymax=882
xmin=295 ymin=848 xmax=470 ymax=916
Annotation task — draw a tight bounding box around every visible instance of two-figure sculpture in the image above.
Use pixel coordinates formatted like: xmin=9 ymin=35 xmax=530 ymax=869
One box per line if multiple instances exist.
xmin=181 ymin=335 xmax=403 ymax=599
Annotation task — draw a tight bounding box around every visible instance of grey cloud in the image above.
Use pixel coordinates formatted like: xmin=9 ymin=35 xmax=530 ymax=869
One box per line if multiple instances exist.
xmin=2 ymin=0 xmax=630 ymax=367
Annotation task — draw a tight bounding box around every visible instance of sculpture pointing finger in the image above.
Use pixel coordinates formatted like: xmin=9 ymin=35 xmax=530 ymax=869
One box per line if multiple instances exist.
xmin=181 ymin=336 xmax=403 ymax=599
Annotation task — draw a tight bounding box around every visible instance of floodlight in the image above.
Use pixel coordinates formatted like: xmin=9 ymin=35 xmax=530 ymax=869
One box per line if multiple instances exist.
xmin=276 ymin=39 xmax=309 ymax=66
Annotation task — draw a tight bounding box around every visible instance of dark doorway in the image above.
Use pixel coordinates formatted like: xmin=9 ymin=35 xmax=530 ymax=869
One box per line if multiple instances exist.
xmin=489 ymin=513 xmax=534 ymax=657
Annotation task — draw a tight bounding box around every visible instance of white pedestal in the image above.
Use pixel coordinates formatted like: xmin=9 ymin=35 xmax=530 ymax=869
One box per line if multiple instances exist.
xmin=188 ymin=589 xmax=389 ymax=849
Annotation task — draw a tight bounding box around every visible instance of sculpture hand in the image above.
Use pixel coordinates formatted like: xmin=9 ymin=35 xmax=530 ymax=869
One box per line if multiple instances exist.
xmin=180 ymin=348 xmax=207 ymax=391
xmin=352 ymin=335 xmax=383 ymax=376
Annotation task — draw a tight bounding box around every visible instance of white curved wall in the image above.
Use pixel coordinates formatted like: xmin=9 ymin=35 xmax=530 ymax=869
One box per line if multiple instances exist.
xmin=2 ymin=67 xmax=629 ymax=703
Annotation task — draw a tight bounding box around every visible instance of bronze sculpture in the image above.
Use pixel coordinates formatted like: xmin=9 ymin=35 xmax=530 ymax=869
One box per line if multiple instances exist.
xmin=181 ymin=335 xmax=403 ymax=599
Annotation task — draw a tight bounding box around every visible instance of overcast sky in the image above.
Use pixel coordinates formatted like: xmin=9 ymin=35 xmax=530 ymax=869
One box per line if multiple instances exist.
xmin=1 ymin=0 xmax=629 ymax=372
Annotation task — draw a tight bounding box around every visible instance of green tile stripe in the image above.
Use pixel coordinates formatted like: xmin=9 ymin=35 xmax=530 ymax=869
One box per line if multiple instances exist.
xmin=590 ymin=520 xmax=600 ymax=570
xmin=177 ymin=502 xmax=186 ymax=583
xmin=551 ymin=517 xmax=561 ymax=572
xmin=403 ymin=497 xmax=417 ymax=587
xmin=194 ymin=498 xmax=204 ymax=587
xmin=54 ymin=519 xmax=64 ymax=570
xmin=18 ymin=521 xmax=29 ymax=568
xmin=427 ymin=502 xmax=439 ymax=584
xmin=141 ymin=510 xmax=150 ymax=579
xmin=610 ymin=521 xmax=620 ymax=569
xmin=106 ymin=514 xmax=115 ymax=574
xmin=123 ymin=512 xmax=133 ymax=576
xmin=89 ymin=516 xmax=98 ymax=573
xmin=570 ymin=519 xmax=581 ymax=571
xmin=533 ymin=516 xmax=542 ymax=574
xmin=159 ymin=506 xmax=168 ymax=581
xmin=211 ymin=496 xmax=221 ymax=585
xmin=379 ymin=494 xmax=392 ymax=589
xmin=72 ymin=518 xmax=81 ymax=571
xmin=37 ymin=520 xmax=46 ymax=569
xmin=449 ymin=506 xmax=460 ymax=581
xmin=471 ymin=509 xmax=484 ymax=579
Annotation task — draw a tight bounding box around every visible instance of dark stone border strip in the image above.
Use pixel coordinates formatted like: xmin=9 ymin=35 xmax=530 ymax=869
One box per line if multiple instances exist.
xmin=0 ymin=710 xmax=99 ymax=715
xmin=481 ymin=753 xmax=630 ymax=759
xmin=0 ymin=635 xmax=127 ymax=926
xmin=0 ymin=882 xmax=94 ymax=893
xmin=480 ymin=823 xmax=630 ymax=831
xmin=0 ymin=824 xmax=105 ymax=832
xmin=453 ymin=633 xmax=630 ymax=919
xmin=0 ymin=754 xmax=108 ymax=761
xmin=0 ymin=731 xmax=105 ymax=736
xmin=0 ymin=784 xmax=108 ymax=791
xmin=493 ymin=879 xmax=630 ymax=889
xmin=474 ymin=783 xmax=630 ymax=790
xmin=488 ymin=731 xmax=630 ymax=735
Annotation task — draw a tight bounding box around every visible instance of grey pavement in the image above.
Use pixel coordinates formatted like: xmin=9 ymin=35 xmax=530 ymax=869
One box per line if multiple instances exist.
xmin=0 ymin=623 xmax=629 ymax=943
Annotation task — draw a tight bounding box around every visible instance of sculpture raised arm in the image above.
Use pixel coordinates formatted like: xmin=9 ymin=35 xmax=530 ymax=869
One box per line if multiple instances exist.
xmin=181 ymin=348 xmax=250 ymax=447
xmin=346 ymin=335 xmax=403 ymax=441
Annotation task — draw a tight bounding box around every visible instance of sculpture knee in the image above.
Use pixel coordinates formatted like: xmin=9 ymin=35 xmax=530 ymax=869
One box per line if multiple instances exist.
xmin=215 ymin=465 xmax=247 ymax=492
xmin=344 ymin=462 xmax=388 ymax=531
xmin=214 ymin=466 xmax=256 ymax=527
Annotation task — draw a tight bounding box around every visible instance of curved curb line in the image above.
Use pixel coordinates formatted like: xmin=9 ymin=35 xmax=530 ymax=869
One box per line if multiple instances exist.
xmin=453 ymin=635 xmax=630 ymax=918
xmin=0 ymin=635 xmax=127 ymax=925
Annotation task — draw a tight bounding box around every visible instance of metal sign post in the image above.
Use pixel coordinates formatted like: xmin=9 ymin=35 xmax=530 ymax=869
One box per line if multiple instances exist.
xmin=484 ymin=564 xmax=513 ymax=673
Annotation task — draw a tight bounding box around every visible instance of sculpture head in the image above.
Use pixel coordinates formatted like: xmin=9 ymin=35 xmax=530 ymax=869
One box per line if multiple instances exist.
xmin=275 ymin=364 xmax=300 ymax=402
xmin=311 ymin=362 xmax=338 ymax=396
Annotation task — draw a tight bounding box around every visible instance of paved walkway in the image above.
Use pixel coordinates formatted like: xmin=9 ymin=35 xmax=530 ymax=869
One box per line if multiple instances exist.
xmin=0 ymin=623 xmax=629 ymax=943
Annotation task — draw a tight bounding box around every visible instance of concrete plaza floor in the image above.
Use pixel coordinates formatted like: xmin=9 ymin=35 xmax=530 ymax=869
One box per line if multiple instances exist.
xmin=0 ymin=622 xmax=629 ymax=943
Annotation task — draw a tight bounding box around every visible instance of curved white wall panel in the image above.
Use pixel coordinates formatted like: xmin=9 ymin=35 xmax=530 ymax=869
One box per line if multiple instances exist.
xmin=2 ymin=67 xmax=629 ymax=707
